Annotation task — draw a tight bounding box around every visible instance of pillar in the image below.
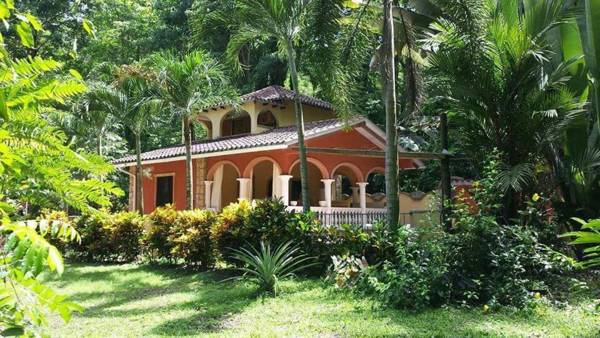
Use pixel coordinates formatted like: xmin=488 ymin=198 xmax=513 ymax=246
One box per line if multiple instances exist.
xmin=237 ymin=178 xmax=251 ymax=201
xmin=357 ymin=182 xmax=368 ymax=211
xmin=204 ymin=181 xmax=213 ymax=209
xmin=350 ymin=186 xmax=359 ymax=208
xmin=194 ymin=159 xmax=207 ymax=208
xmin=278 ymin=175 xmax=293 ymax=206
xmin=321 ymin=179 xmax=335 ymax=210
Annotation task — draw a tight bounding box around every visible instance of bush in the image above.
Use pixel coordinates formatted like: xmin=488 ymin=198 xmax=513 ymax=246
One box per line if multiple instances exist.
xmin=71 ymin=210 xmax=143 ymax=263
xmin=106 ymin=211 xmax=144 ymax=262
xmin=169 ymin=209 xmax=217 ymax=267
xmin=359 ymin=225 xmax=449 ymax=310
xmin=357 ymin=153 xmax=576 ymax=310
xmin=144 ymin=205 xmax=178 ymax=261
xmin=72 ymin=211 xmax=112 ymax=261
xmin=211 ymin=200 xmax=252 ymax=261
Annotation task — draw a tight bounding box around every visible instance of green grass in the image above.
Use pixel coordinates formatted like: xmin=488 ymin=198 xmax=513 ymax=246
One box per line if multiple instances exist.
xmin=45 ymin=263 xmax=600 ymax=337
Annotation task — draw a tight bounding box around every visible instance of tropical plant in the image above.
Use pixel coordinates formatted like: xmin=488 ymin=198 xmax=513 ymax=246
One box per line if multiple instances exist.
xmin=0 ymin=2 xmax=119 ymax=335
xmin=95 ymin=64 xmax=163 ymax=212
xmin=229 ymin=241 xmax=316 ymax=296
xmin=0 ymin=218 xmax=84 ymax=336
xmin=425 ymin=0 xmax=584 ymax=217
xmin=226 ymin=0 xmax=322 ymax=211
xmin=561 ymin=218 xmax=600 ymax=268
xmin=152 ymin=51 xmax=235 ymax=209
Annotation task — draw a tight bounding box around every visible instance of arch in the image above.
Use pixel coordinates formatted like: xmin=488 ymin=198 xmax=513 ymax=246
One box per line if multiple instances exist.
xmin=289 ymin=158 xmax=327 ymax=207
xmin=207 ymin=160 xmax=241 ymax=180
xmin=220 ymin=110 xmax=251 ymax=137
xmin=257 ymin=110 xmax=278 ymax=128
xmin=288 ymin=157 xmax=329 ymax=179
xmin=243 ymin=156 xmax=282 ymax=178
xmin=366 ymin=167 xmax=386 ymax=194
xmin=331 ymin=162 xmax=365 ymax=183
xmin=366 ymin=166 xmax=385 ymax=178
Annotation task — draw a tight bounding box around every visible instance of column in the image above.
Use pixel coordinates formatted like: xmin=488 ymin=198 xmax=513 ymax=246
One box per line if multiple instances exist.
xmin=204 ymin=181 xmax=213 ymax=209
xmin=357 ymin=182 xmax=368 ymax=211
xmin=237 ymin=178 xmax=251 ymax=201
xmin=357 ymin=182 xmax=369 ymax=227
xmin=278 ymin=175 xmax=293 ymax=206
xmin=350 ymin=186 xmax=359 ymax=208
xmin=321 ymin=179 xmax=335 ymax=210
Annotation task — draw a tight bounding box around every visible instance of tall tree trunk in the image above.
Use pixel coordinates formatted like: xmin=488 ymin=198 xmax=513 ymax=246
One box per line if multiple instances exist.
xmin=135 ymin=133 xmax=143 ymax=214
xmin=184 ymin=115 xmax=194 ymax=209
xmin=382 ymin=0 xmax=399 ymax=229
xmin=96 ymin=130 xmax=103 ymax=157
xmin=286 ymin=41 xmax=311 ymax=211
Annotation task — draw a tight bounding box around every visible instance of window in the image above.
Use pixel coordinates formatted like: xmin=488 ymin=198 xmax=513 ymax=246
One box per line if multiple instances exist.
xmin=221 ymin=110 xmax=251 ymax=137
xmin=257 ymin=110 xmax=277 ymax=128
xmin=156 ymin=175 xmax=174 ymax=207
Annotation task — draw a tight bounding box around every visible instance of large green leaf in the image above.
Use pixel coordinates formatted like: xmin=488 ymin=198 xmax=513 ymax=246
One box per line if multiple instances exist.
xmin=585 ymin=0 xmax=600 ymax=122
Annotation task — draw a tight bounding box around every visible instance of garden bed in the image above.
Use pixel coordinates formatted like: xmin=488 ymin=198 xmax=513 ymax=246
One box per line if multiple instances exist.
xmin=46 ymin=264 xmax=600 ymax=337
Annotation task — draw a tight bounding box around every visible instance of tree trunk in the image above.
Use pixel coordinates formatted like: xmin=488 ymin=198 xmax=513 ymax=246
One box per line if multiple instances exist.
xmin=135 ymin=133 xmax=144 ymax=214
xmin=286 ymin=41 xmax=311 ymax=211
xmin=382 ymin=0 xmax=399 ymax=229
xmin=96 ymin=130 xmax=103 ymax=157
xmin=184 ymin=115 xmax=194 ymax=209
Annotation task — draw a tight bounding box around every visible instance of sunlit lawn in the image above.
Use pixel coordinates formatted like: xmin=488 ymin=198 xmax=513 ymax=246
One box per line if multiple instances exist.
xmin=45 ymin=264 xmax=600 ymax=337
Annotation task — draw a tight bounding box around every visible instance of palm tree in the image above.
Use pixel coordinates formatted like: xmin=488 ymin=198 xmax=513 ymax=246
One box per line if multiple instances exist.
xmin=152 ymin=51 xmax=234 ymax=210
xmin=73 ymin=81 xmax=115 ymax=157
xmin=97 ymin=65 xmax=162 ymax=213
xmin=426 ymin=0 xmax=583 ymax=217
xmin=381 ymin=0 xmax=399 ymax=227
xmin=226 ymin=0 xmax=317 ymax=211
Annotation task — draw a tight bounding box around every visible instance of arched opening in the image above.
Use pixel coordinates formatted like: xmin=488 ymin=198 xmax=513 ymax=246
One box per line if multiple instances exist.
xmin=366 ymin=169 xmax=386 ymax=194
xmin=221 ymin=110 xmax=251 ymax=137
xmin=207 ymin=162 xmax=240 ymax=210
xmin=251 ymin=161 xmax=274 ymax=199
xmin=331 ymin=163 xmax=363 ymax=208
xmin=289 ymin=159 xmax=327 ymax=207
xmin=257 ymin=110 xmax=277 ymax=129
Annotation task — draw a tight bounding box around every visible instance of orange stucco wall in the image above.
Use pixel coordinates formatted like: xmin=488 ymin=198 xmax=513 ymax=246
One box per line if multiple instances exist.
xmin=135 ymin=128 xmax=419 ymax=213
xmin=140 ymin=160 xmax=187 ymax=214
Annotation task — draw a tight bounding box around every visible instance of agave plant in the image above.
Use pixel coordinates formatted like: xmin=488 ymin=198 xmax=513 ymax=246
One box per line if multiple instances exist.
xmin=229 ymin=241 xmax=316 ymax=296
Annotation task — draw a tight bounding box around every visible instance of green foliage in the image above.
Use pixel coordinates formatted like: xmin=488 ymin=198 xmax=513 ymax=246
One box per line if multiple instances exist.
xmin=358 ymin=153 xmax=576 ymax=310
xmin=143 ymin=205 xmax=177 ymax=261
xmin=229 ymin=241 xmax=316 ymax=296
xmin=211 ymin=200 xmax=252 ymax=261
xmin=72 ymin=211 xmax=143 ymax=263
xmin=561 ymin=218 xmax=600 ymax=268
xmin=0 ymin=219 xmax=83 ymax=336
xmin=360 ymin=225 xmax=449 ymax=310
xmin=168 ymin=209 xmax=217 ymax=268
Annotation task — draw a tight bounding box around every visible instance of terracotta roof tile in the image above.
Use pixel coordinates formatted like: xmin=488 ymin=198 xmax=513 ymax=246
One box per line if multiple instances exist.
xmin=113 ymin=118 xmax=355 ymax=165
xmin=204 ymin=85 xmax=333 ymax=111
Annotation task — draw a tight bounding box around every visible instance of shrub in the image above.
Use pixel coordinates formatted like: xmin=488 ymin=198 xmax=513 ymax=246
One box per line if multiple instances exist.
xmin=169 ymin=209 xmax=217 ymax=267
xmin=106 ymin=211 xmax=144 ymax=262
xmin=211 ymin=200 xmax=252 ymax=260
xmin=359 ymin=225 xmax=449 ymax=310
xmin=245 ymin=198 xmax=293 ymax=246
xmin=357 ymin=153 xmax=575 ymax=310
xmin=144 ymin=205 xmax=178 ymax=261
xmin=72 ymin=211 xmax=143 ymax=263
xmin=72 ymin=211 xmax=112 ymax=261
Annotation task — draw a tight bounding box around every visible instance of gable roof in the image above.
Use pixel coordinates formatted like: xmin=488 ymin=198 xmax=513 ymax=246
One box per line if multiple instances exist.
xmin=203 ymin=85 xmax=334 ymax=111
xmin=113 ymin=117 xmax=366 ymax=166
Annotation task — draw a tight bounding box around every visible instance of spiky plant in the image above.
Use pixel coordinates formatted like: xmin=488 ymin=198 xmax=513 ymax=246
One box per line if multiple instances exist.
xmin=229 ymin=241 xmax=316 ymax=296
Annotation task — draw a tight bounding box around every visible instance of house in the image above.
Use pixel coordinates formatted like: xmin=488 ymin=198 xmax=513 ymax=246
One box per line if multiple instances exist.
xmin=113 ymin=85 xmax=427 ymax=223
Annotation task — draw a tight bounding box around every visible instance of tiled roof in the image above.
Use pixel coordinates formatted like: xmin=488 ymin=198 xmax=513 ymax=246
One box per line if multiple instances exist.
xmin=203 ymin=85 xmax=334 ymax=111
xmin=113 ymin=118 xmax=357 ymax=165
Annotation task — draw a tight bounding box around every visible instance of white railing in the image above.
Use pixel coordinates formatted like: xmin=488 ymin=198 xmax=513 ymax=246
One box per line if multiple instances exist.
xmin=286 ymin=206 xmax=436 ymax=227
xmin=286 ymin=206 xmax=386 ymax=226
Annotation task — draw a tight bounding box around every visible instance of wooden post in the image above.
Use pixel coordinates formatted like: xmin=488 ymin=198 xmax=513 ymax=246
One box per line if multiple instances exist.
xmin=440 ymin=113 xmax=452 ymax=228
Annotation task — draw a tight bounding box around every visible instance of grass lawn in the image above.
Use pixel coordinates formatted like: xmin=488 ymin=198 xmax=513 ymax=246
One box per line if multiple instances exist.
xmin=45 ymin=263 xmax=600 ymax=337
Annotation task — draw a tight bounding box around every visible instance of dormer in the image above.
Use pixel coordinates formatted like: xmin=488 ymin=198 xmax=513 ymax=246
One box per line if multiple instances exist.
xmin=197 ymin=85 xmax=336 ymax=139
